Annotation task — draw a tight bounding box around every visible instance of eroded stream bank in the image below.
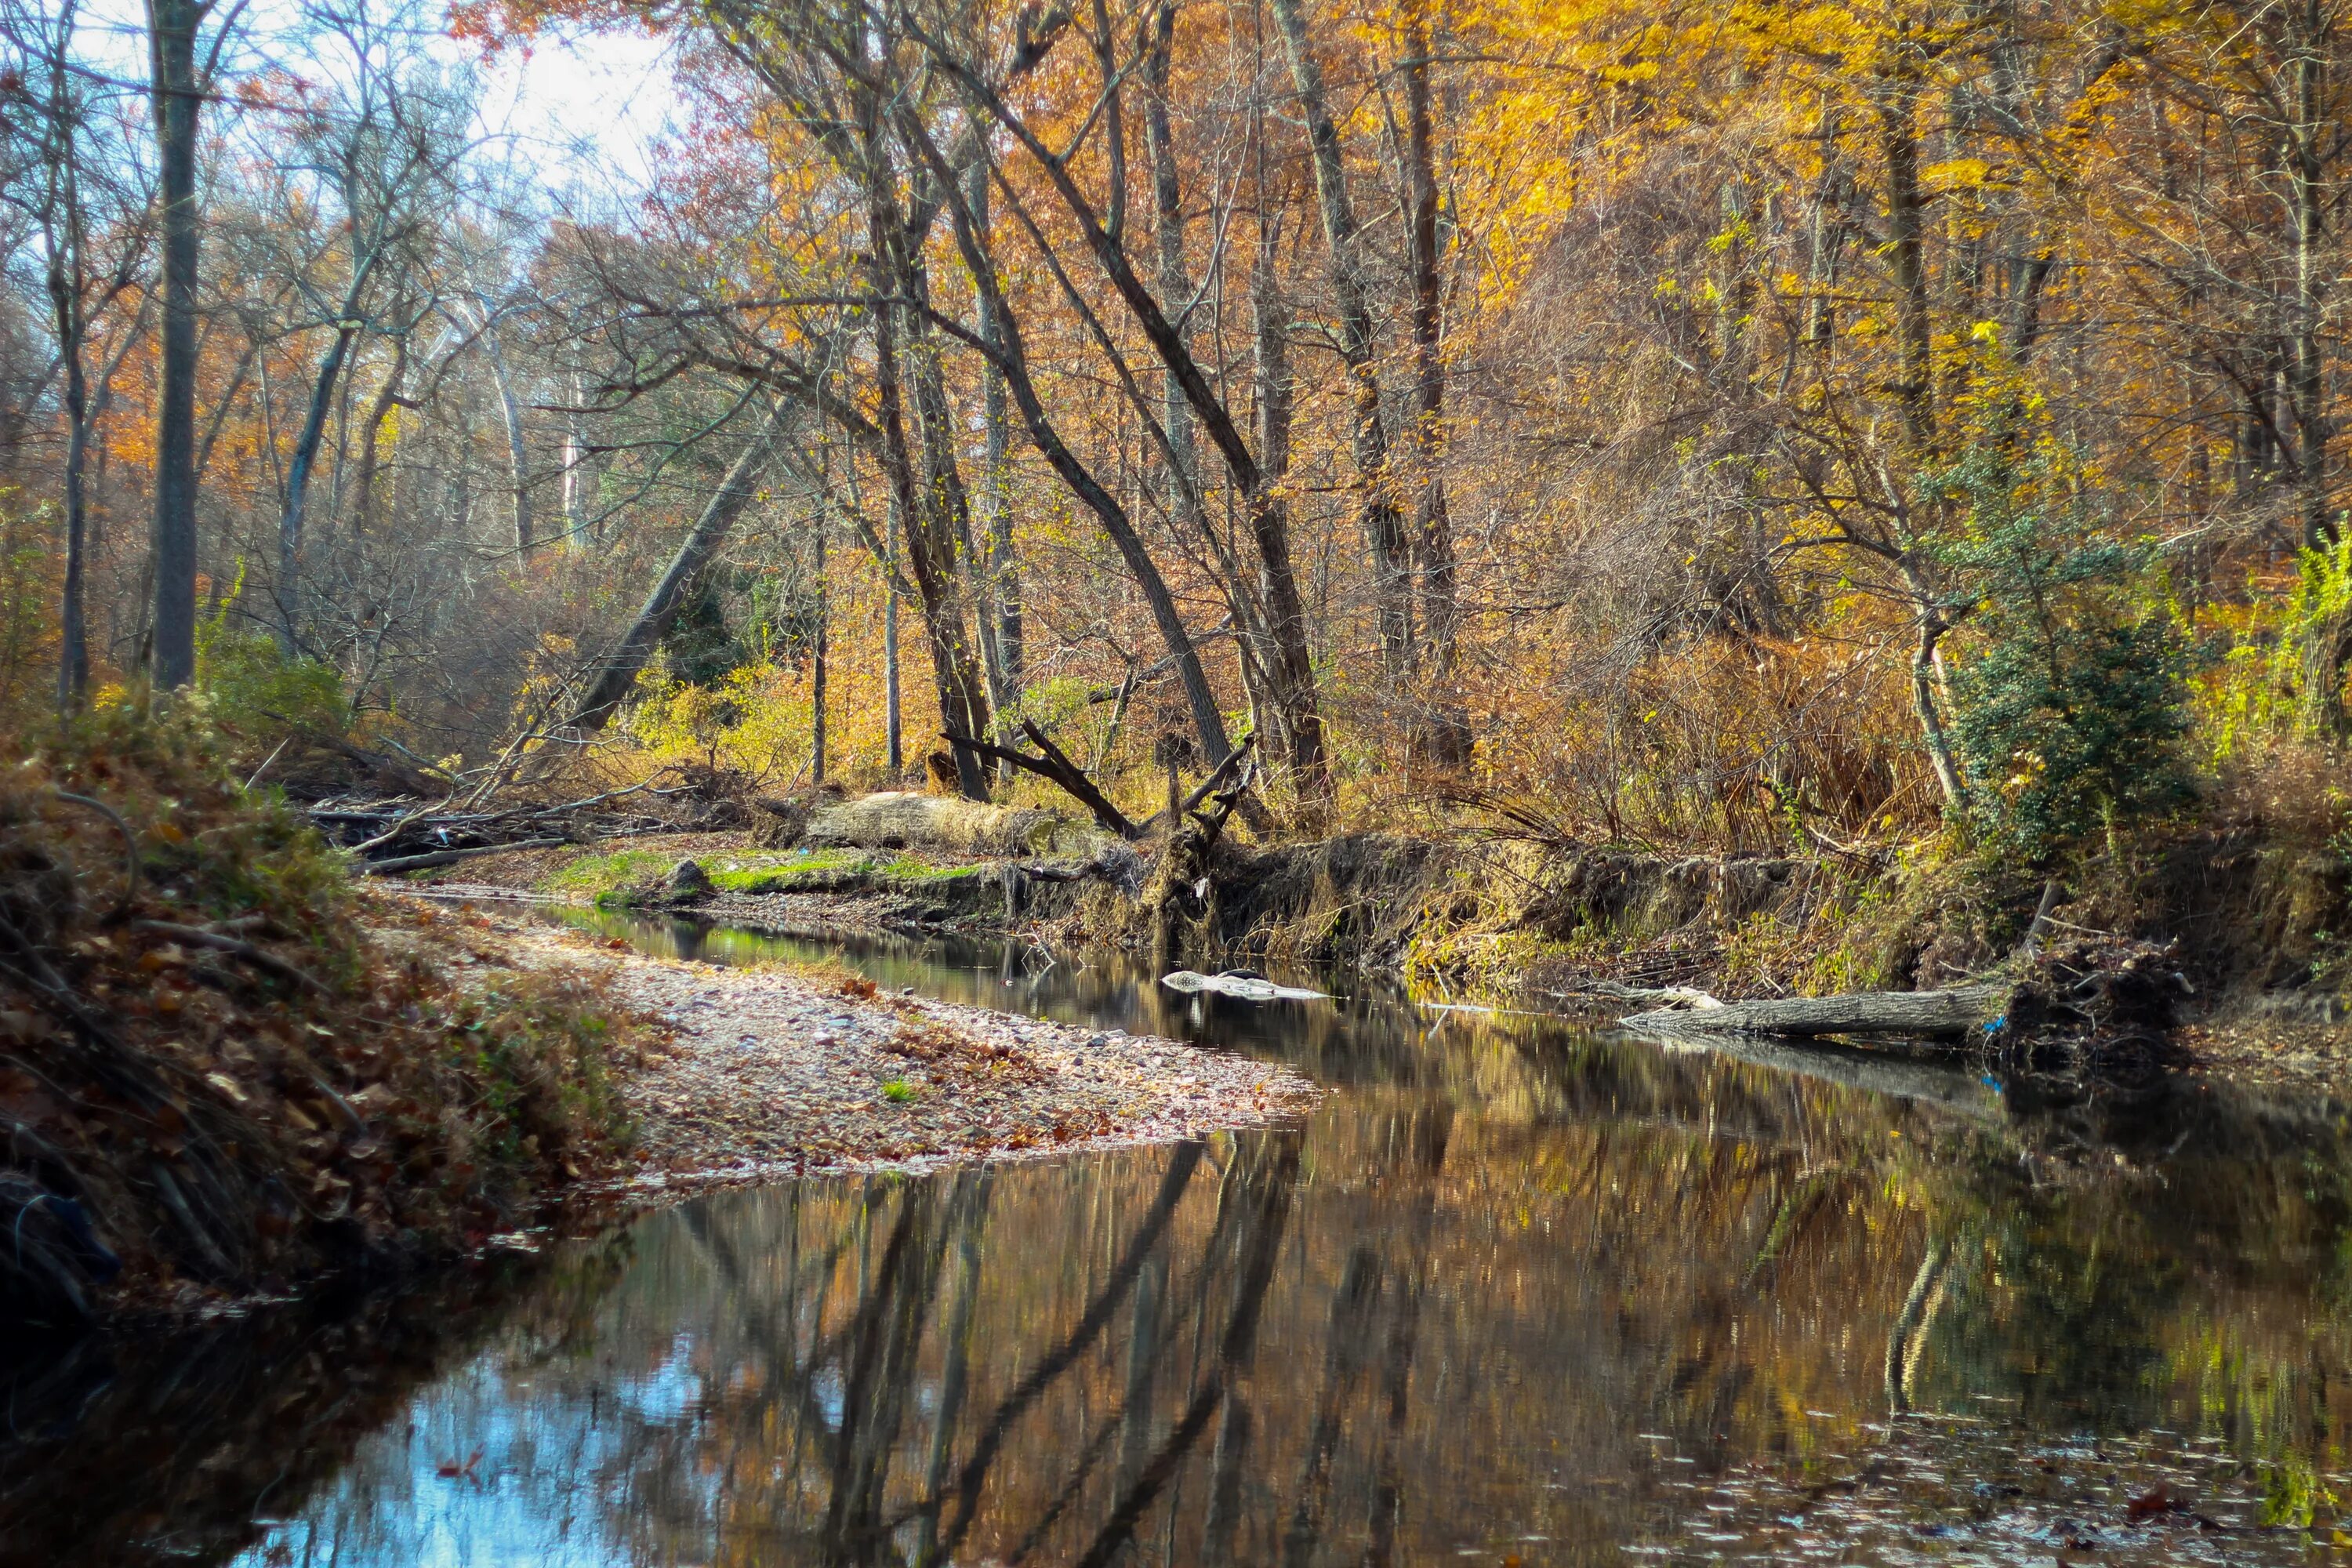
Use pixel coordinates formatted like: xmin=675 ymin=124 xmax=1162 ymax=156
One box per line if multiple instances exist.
xmin=423 ymin=798 xmax=2352 ymax=1091
xmin=9 ymin=916 xmax=2352 ymax=1566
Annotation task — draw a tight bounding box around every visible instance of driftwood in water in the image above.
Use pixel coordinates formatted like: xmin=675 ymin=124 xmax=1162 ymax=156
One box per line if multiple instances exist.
xmin=1160 ymin=970 xmax=1329 ymax=1003
xmin=1620 ymin=983 xmax=2005 ymax=1039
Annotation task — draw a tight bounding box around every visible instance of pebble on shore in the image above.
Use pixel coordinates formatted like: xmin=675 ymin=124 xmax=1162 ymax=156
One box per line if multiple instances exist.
xmin=464 ymin=910 xmax=1322 ymax=1191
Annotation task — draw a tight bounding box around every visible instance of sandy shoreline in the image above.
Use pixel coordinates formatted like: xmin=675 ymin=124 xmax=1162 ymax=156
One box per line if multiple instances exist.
xmin=434 ymin=902 xmax=1320 ymax=1193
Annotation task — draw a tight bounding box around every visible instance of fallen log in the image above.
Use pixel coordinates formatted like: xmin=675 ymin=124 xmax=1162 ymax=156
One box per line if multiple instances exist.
xmin=1548 ymin=981 xmax=1724 ymax=1010
xmin=1160 ymin=970 xmax=1330 ymax=1003
xmin=359 ymin=837 xmax=568 ymax=876
xmin=1619 ymin=983 xmax=2005 ymax=1039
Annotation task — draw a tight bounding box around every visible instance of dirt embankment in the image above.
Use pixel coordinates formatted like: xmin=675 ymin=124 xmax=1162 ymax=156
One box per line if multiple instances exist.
xmin=0 ymin=715 xmax=647 ymax=1335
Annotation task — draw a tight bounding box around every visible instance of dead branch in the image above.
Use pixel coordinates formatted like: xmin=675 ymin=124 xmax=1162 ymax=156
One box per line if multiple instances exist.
xmin=945 ymin=727 xmax=1144 ymax=840
xmin=50 ymin=790 xmax=138 ymax=923
xmin=129 ymin=920 xmax=332 ymax=997
xmin=359 ymin=837 xmax=568 ymax=876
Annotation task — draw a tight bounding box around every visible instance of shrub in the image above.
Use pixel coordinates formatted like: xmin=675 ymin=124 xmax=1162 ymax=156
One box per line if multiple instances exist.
xmin=192 ymin=565 xmax=350 ymax=739
xmin=1930 ymin=448 xmax=2191 ymax=860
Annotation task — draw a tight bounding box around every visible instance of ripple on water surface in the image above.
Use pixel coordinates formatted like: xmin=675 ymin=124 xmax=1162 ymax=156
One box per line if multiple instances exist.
xmin=5 ymin=918 xmax=2350 ymax=1566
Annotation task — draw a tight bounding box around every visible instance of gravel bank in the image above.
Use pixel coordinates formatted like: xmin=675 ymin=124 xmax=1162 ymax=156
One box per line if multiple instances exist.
xmin=448 ymin=906 xmax=1320 ymax=1191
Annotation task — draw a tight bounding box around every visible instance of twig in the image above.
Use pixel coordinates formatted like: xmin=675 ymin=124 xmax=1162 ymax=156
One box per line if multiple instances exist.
xmin=131 ymin=920 xmax=332 ymax=997
xmin=242 ymin=737 xmax=291 ymax=792
xmin=52 ymin=790 xmax=139 ymax=924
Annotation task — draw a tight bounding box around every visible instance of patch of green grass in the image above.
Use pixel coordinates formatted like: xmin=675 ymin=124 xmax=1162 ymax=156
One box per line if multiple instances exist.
xmin=706 ymin=849 xmax=862 ymax=891
xmin=544 ymin=848 xmax=680 ymax=899
xmin=880 ymin=1077 xmax=916 ymax=1104
xmin=880 ymin=855 xmax=986 ymax=882
xmin=709 ymin=851 xmax=988 ymax=896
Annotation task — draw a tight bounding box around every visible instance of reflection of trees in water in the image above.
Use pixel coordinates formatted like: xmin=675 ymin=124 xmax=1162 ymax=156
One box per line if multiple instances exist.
xmin=212 ymin=1062 xmax=2352 ymax=1568
xmin=24 ymin=968 xmax=2352 ymax=1566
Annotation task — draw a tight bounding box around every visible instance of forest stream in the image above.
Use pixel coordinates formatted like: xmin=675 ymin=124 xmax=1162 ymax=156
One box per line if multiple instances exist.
xmin=6 ymin=917 xmax=2352 ymax=1567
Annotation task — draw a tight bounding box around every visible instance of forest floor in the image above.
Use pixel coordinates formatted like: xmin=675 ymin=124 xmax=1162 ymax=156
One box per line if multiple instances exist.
xmin=406 ymin=898 xmax=1319 ymax=1192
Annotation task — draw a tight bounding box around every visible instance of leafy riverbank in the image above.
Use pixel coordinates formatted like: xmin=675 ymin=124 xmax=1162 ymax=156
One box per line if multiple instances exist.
xmin=0 ymin=720 xmax=1321 ymax=1333
xmin=407 ymin=793 xmax=2352 ymax=1093
xmin=0 ymin=712 xmax=646 ymax=1330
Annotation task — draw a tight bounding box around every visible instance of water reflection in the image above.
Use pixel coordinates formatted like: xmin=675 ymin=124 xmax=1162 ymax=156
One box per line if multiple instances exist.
xmin=7 ymin=919 xmax=2352 ymax=1565
xmin=216 ymin=1089 xmax=2352 ymax=1566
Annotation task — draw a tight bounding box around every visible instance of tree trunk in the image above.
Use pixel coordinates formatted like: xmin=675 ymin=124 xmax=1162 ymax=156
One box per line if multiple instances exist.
xmin=43 ymin=100 xmax=92 ymax=708
xmin=1250 ymin=198 xmax=1330 ymax=801
xmin=1145 ymin=2 xmax=1207 ymax=560
xmin=566 ymin=400 xmax=791 ymax=731
xmin=968 ymin=162 xmax=1022 ymax=757
xmin=481 ymin=316 xmax=534 ymax=554
xmin=2289 ymin=0 xmax=2330 ymax=549
xmin=1900 ymin=559 xmax=1967 ymax=809
xmin=811 ymin=500 xmax=828 ymax=785
xmin=351 ymin=336 xmax=408 ymax=539
xmin=873 ymin=274 xmax=992 ymax=799
xmin=1268 ymin=0 xmax=1414 ymax=687
xmin=145 ymin=0 xmax=205 ymax=689
xmin=1399 ymin=4 xmax=1469 ymax=766
xmin=1877 ymin=64 xmax=1934 ymax=455
xmin=886 ymin=492 xmax=905 ymax=777
xmin=561 ymin=369 xmax=590 ymax=546
xmin=278 ymin=278 xmax=372 ymax=642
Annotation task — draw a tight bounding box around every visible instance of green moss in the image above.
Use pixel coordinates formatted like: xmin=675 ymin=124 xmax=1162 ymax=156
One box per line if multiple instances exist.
xmin=880 ymin=1077 xmax=916 ymax=1103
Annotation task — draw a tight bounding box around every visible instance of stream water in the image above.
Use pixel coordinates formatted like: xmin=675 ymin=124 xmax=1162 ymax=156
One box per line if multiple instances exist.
xmin=8 ymin=913 xmax=2352 ymax=1566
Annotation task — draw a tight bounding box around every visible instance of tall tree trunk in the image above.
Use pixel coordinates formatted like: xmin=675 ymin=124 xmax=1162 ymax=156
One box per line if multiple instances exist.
xmin=351 ymin=336 xmax=408 ymax=539
xmin=1876 ymin=61 xmax=1933 ymax=455
xmin=566 ymin=400 xmax=790 ymax=731
xmin=1250 ymin=201 xmax=1330 ymax=801
xmin=886 ymin=490 xmax=906 ymax=777
xmin=969 ymin=166 xmax=1024 ymax=766
xmin=2290 ymin=0 xmax=2331 ymax=548
xmin=43 ymin=90 xmax=92 ymax=708
xmin=873 ymin=275 xmax=991 ymax=798
xmin=1145 ymin=1 xmax=1206 ymax=554
xmin=480 ymin=317 xmax=534 ymax=554
xmin=561 ymin=369 xmax=590 ymax=546
xmin=811 ymin=505 xmax=828 ymax=784
xmin=1901 ymin=561 xmax=1966 ymax=809
xmin=1268 ymin=0 xmax=1414 ymax=687
xmin=145 ymin=0 xmax=205 ymax=688
xmin=279 ymin=271 xmax=375 ymax=642
xmin=1399 ymin=4 xmax=1470 ymax=766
